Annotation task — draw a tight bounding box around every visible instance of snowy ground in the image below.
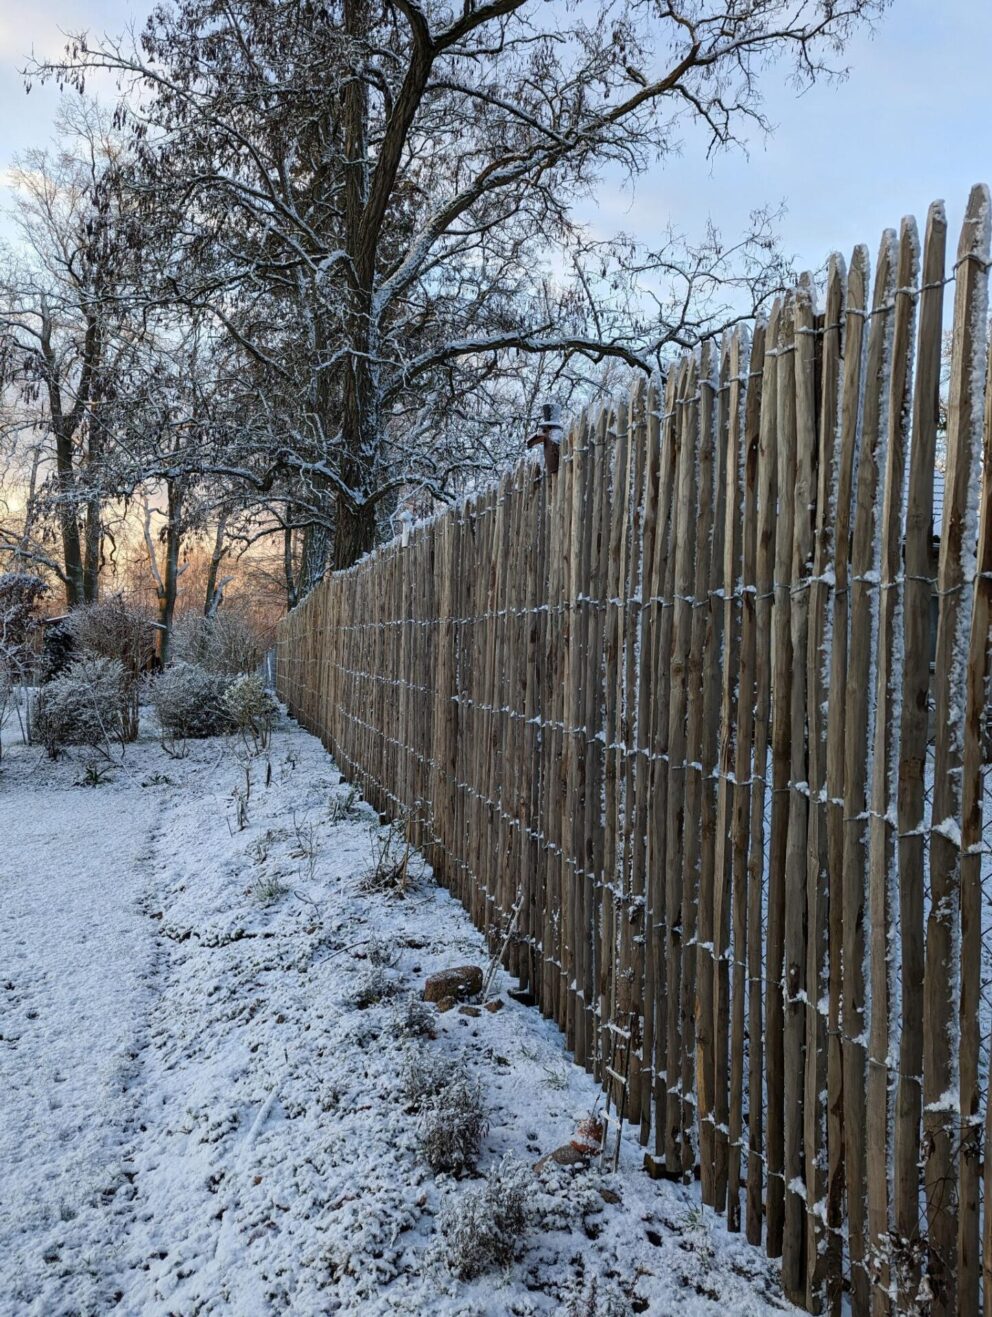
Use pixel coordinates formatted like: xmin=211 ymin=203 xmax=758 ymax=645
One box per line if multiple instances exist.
xmin=0 ymin=702 xmax=794 ymax=1316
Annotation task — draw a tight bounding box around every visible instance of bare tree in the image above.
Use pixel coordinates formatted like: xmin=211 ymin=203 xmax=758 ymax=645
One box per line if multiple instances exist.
xmin=0 ymin=101 xmax=150 ymax=603
xmin=35 ymin=0 xmax=885 ymax=572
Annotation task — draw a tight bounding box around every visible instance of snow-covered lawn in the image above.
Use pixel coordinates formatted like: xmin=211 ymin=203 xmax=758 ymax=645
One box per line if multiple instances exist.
xmin=0 ymin=707 xmax=794 ymax=1316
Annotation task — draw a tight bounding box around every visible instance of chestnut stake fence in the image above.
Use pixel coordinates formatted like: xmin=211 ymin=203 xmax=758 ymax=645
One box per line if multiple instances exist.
xmin=276 ymin=187 xmax=992 ymax=1316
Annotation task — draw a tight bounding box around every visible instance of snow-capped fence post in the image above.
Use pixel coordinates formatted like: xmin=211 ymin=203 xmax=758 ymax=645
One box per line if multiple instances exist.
xmin=893 ymin=202 xmax=946 ymax=1309
xmin=713 ymin=329 xmax=744 ymax=1215
xmin=866 ymin=216 xmax=921 ymax=1311
xmin=932 ymin=183 xmax=991 ymax=1317
xmin=766 ymin=292 xmax=796 ymax=1262
xmin=274 ymin=188 xmax=992 ymax=1317
xmin=747 ymin=298 xmax=781 ymax=1250
xmin=781 ymin=277 xmax=815 ymax=1307
xmin=803 ymin=254 xmax=843 ymax=1312
xmin=843 ymin=227 xmax=898 ymax=1315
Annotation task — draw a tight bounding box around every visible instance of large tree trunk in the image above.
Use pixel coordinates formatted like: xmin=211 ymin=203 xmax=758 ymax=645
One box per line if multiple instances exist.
xmin=299 ymin=522 xmax=331 ymax=596
xmin=144 ymin=483 xmax=184 ymax=665
xmin=81 ymin=423 xmax=103 ymax=603
xmin=158 ymin=485 xmax=183 ymax=665
xmin=54 ymin=427 xmax=85 ymax=607
xmin=283 ymin=525 xmax=298 ymax=610
xmin=333 ymin=491 xmax=376 ymax=570
xmin=334 ymin=0 xmax=380 ymax=573
xmin=203 ymin=513 xmax=230 ymax=616
xmin=82 ymin=493 xmax=101 ymax=604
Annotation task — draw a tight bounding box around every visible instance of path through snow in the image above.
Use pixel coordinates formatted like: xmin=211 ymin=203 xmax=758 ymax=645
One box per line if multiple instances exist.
xmin=1 ymin=709 xmax=795 ymax=1316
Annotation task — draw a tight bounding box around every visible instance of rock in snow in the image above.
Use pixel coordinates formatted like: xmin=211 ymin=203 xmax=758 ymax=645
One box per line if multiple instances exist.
xmin=423 ymin=965 xmax=484 ymax=1003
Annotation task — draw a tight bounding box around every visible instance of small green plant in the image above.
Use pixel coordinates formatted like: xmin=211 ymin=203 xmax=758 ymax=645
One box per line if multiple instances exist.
xmin=75 ymin=759 xmax=114 ymax=787
xmin=251 ymin=874 xmax=288 ymax=905
xmin=542 ymin=1064 xmax=569 ymax=1091
xmin=328 ymin=784 xmax=360 ymax=822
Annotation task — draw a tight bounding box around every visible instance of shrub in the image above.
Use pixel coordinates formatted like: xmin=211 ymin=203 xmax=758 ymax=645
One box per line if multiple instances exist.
xmin=417 ymin=1071 xmax=488 ymax=1175
xmin=39 ymin=620 xmax=77 ymax=684
xmin=401 ymin=1051 xmax=455 ymax=1110
xmin=393 ymin=997 xmax=436 ymax=1040
xmin=223 ymin=674 xmax=277 ymax=750
xmin=566 ymin=1277 xmax=633 ymax=1317
xmin=33 ymin=656 xmax=128 ymax=757
xmin=0 ymin=573 xmax=46 ymax=756
xmin=0 ymin=572 xmax=46 ymax=676
xmin=69 ymin=596 xmax=157 ymax=742
xmin=172 ymin=611 xmax=265 ymax=676
xmin=434 ymin=1155 xmax=530 ymax=1279
xmin=349 ymin=966 xmax=400 ymax=1010
xmin=151 ymin=662 xmax=233 ymax=740
xmin=69 ymin=595 xmax=157 ymax=676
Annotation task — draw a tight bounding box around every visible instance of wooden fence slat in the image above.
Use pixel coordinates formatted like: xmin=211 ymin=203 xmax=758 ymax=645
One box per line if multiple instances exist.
xmin=956 ymin=201 xmax=992 ymax=1317
xmin=866 ymin=216 xmax=920 ymax=1315
xmin=767 ymin=293 xmax=796 ymax=1261
xmin=729 ymin=319 xmax=764 ymax=1238
xmin=892 ymin=206 xmax=945 ymax=1308
xmin=648 ymin=369 xmax=681 ymax=1167
xmin=926 ymin=183 xmax=991 ymax=1317
xmin=712 ymin=330 xmax=743 ymax=1214
xmin=634 ymin=378 xmax=664 ymax=1136
xmin=844 ymin=227 xmax=897 ymax=1314
xmin=664 ymin=356 xmax=698 ymax=1175
xmin=746 ymin=298 xmax=781 ymax=1249
xmin=782 ymin=276 xmax=816 ymax=1305
xmin=693 ymin=341 xmax=718 ymax=1199
xmin=804 ymin=254 xmax=843 ymax=1313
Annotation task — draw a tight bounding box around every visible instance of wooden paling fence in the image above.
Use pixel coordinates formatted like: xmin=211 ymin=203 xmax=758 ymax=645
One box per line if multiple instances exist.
xmin=277 ymin=188 xmax=992 ymax=1315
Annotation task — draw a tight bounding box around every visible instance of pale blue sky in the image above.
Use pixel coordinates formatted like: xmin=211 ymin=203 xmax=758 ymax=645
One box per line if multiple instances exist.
xmin=1 ymin=0 xmax=990 ymax=271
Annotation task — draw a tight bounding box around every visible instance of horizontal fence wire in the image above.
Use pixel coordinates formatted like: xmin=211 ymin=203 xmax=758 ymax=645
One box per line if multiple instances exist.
xmin=277 ymin=190 xmax=992 ymax=1317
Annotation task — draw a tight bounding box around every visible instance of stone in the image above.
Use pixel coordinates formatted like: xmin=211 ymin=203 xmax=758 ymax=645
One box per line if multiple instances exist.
xmin=458 ymin=1005 xmax=481 ymax=1018
xmin=534 ymin=1143 xmax=590 ymax=1173
xmin=423 ymin=965 xmax=483 ymax=1003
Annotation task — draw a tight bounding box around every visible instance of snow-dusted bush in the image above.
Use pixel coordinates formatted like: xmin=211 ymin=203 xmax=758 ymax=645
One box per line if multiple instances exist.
xmin=70 ymin=595 xmax=157 ymax=675
xmin=69 ymin=596 xmax=156 ymax=742
xmin=401 ymin=1050 xmax=454 ymax=1109
xmin=393 ymin=996 xmax=436 ymax=1039
xmin=151 ymin=662 xmax=233 ymax=740
xmin=433 ymin=1155 xmax=530 ymax=1279
xmin=223 ymin=674 xmax=277 ymax=750
xmin=417 ymin=1071 xmax=489 ymax=1174
xmin=0 ymin=572 xmax=46 ymax=672
xmin=566 ymin=1276 xmax=634 ymax=1317
xmin=364 ymin=934 xmax=398 ymax=968
xmin=349 ymin=966 xmax=400 ymax=1010
xmin=0 ymin=573 xmax=46 ymax=755
xmin=33 ymin=656 xmax=128 ymax=757
xmin=172 ymin=610 xmax=265 ymax=676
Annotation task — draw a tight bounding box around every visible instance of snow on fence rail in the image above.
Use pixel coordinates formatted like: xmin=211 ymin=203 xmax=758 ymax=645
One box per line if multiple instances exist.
xmin=277 ymin=187 xmax=992 ymax=1317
